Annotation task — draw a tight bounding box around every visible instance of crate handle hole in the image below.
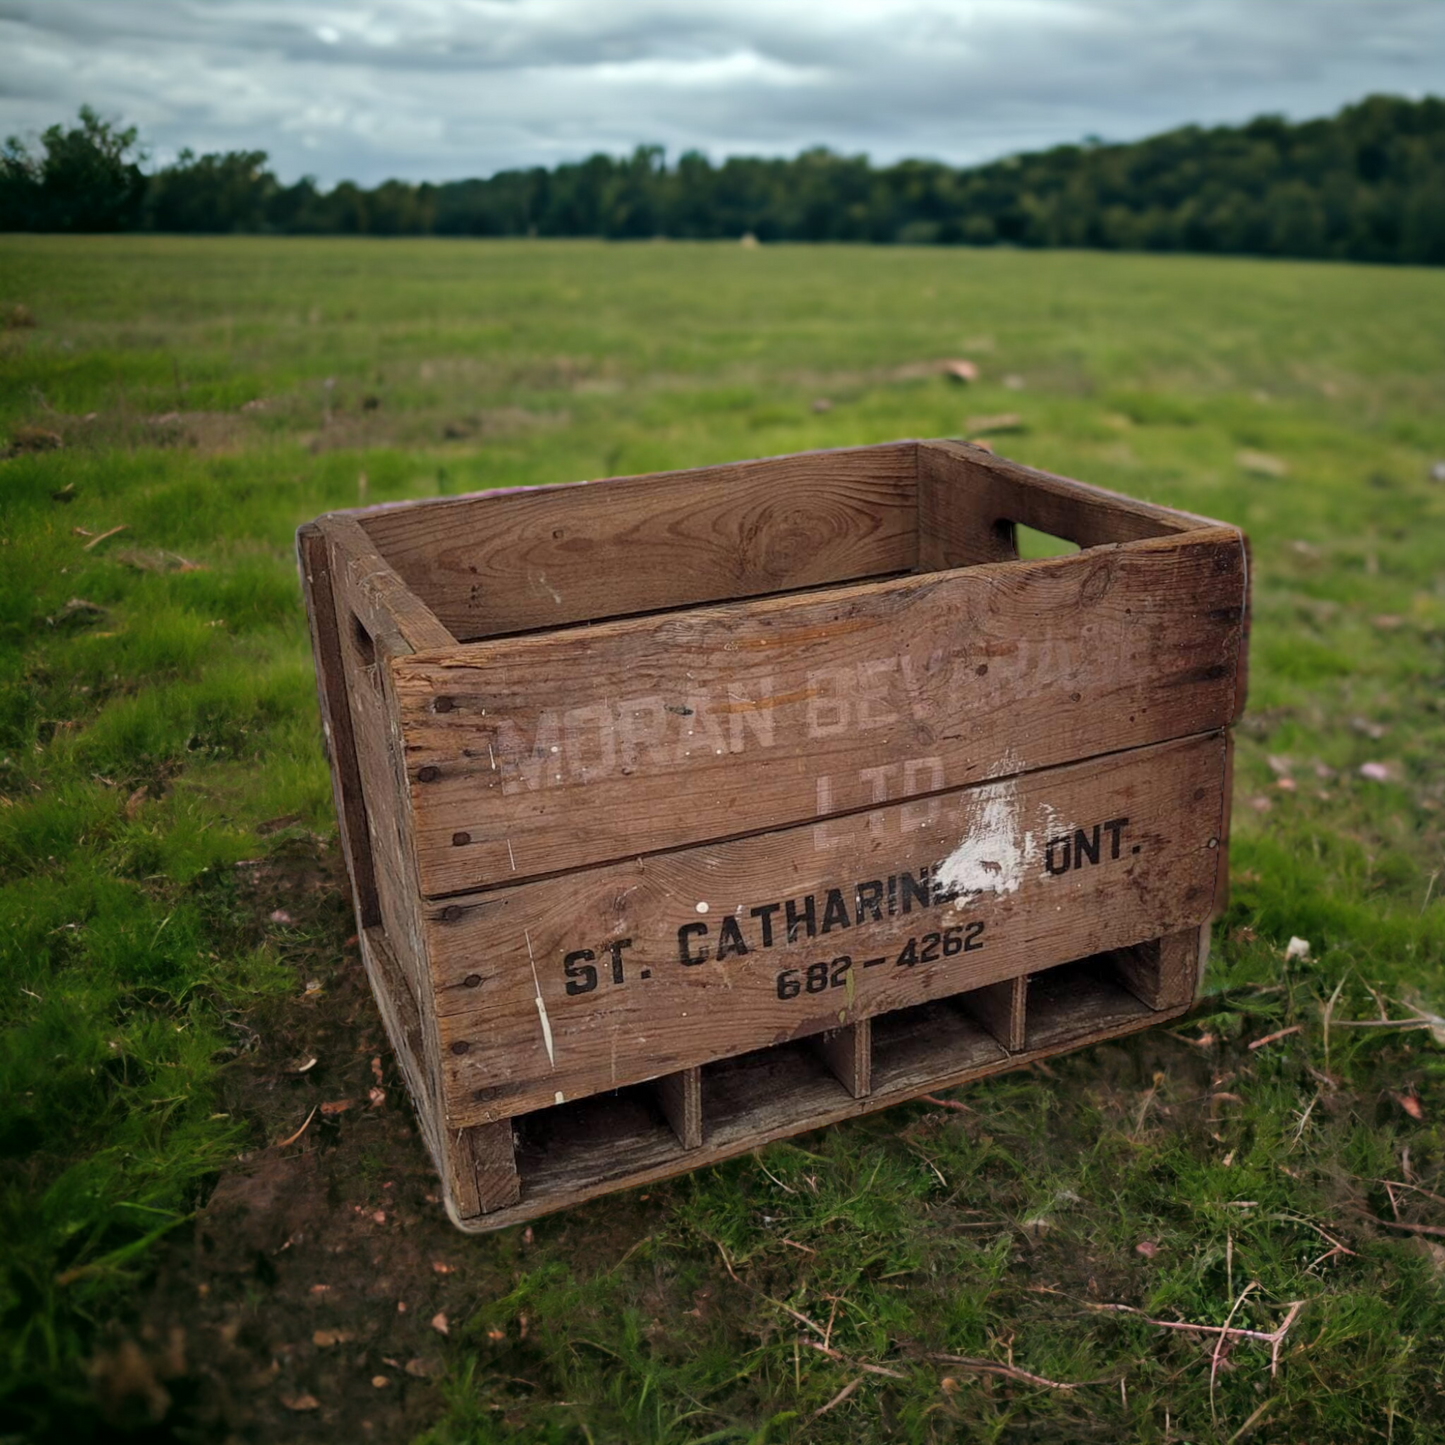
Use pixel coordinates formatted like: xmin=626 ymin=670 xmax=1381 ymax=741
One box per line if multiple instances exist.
xmin=995 ymin=520 xmax=1082 ymax=560
xmin=351 ymin=613 xmax=376 ymax=667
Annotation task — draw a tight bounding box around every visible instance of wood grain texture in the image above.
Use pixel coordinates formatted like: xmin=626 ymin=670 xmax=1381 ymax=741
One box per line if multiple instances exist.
xmin=323 ymin=513 xmax=454 ymax=653
xmin=960 ymin=974 xmax=1027 ymax=1051
xmin=428 ymin=731 xmax=1229 ymax=1127
xmin=298 ymin=524 xmax=380 ymax=931
xmin=395 ymin=527 xmax=1245 ymax=897
xmin=655 ymin=1068 xmax=704 ymax=1149
xmin=1112 ymin=927 xmax=1205 ymax=1010
xmin=323 ymin=529 xmax=450 ymax=1110
xmin=356 ymin=443 xmax=920 ymax=642
xmin=446 ymin=1120 xmax=521 ymax=1216
xmin=812 ymin=1021 xmax=871 ymax=1097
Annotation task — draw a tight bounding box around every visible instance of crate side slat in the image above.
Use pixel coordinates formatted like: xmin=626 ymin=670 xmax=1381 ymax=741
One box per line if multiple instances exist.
xmin=320 ymin=526 xmax=450 ymax=1111
xmin=356 ymin=443 xmax=920 ymax=641
xmin=397 ymin=528 xmax=1246 ymax=896
xmin=429 ymin=731 xmax=1228 ymax=1127
xmin=297 ymin=524 xmax=381 ymax=931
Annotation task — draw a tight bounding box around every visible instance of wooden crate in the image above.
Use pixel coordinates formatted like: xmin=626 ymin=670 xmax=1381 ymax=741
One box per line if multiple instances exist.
xmin=298 ymin=439 xmax=1249 ymax=1232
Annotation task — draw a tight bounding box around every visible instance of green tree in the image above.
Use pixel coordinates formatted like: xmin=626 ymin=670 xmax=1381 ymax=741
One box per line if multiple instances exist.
xmin=0 ymin=106 xmax=144 ymax=231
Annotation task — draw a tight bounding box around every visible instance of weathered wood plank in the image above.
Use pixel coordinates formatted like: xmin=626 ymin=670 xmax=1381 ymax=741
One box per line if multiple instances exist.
xmin=297 ymin=524 xmax=381 ymax=931
xmin=323 ymin=513 xmax=455 ymax=653
xmin=355 ymin=443 xmax=921 ymax=642
xmin=323 ymin=528 xmax=450 ymax=1108
xmin=961 ymin=974 xmax=1027 ymax=1051
xmin=428 ymin=731 xmax=1229 ymax=1127
xmin=655 ymin=1068 xmax=704 ymax=1149
xmin=1112 ymin=927 xmax=1204 ymax=1011
xmin=812 ymin=1021 xmax=871 ymax=1098
xmin=395 ymin=528 xmax=1246 ymax=896
xmin=445 ymin=1120 xmax=521 ymax=1217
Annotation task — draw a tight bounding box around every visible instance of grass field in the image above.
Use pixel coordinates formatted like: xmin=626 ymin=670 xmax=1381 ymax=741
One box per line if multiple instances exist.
xmin=2 ymin=235 xmax=1444 ymax=1443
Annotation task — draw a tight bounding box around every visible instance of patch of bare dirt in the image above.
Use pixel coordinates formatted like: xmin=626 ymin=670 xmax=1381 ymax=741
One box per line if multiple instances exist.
xmin=97 ymin=840 xmax=517 ymax=1442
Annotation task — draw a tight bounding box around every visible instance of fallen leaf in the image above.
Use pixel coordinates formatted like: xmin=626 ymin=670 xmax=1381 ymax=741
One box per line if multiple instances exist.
xmin=1285 ymin=936 xmax=1311 ymax=962
xmin=405 ymin=1357 xmax=436 ymax=1379
xmin=1276 ymin=777 xmax=1297 ymax=792
xmin=1237 ymin=448 xmax=1288 ymax=477
xmin=115 ymin=547 xmax=204 ymax=573
xmin=1359 ymin=761 xmax=1399 ymax=783
xmin=371 ymin=1055 xmax=384 ymax=1085
xmin=290 ymin=1055 xmax=318 ymax=1074
xmin=124 ymin=786 xmax=147 ymax=819
xmin=312 ymin=1329 xmax=354 ymax=1347
xmin=431 ymin=1261 xmax=455 ymax=1274
xmin=269 ymin=909 xmax=294 ymax=924
xmin=431 ymin=1311 xmax=450 ymax=1335
xmin=368 ymin=1087 xmax=386 ymax=1108
xmin=1135 ymin=1240 xmax=1160 ymax=1258
xmin=1266 ymin=754 xmax=1293 ymax=777
xmin=1351 ymin=717 xmax=1389 ymax=741
xmin=966 ymin=412 xmax=1024 ymax=435
xmin=319 ymin=1099 xmax=353 ymax=1116
xmin=1395 ymin=1092 xmax=1426 ymax=1121
xmin=48 ymin=597 xmax=106 ymax=628
xmin=7 ymin=424 xmax=62 ymax=455
xmin=371 ymin=1375 xmax=390 ymax=1388
xmin=943 ymin=358 xmax=979 ymax=383
xmin=372 ymin=1210 xmax=387 ymax=1224
xmin=280 ymin=1393 xmax=319 ymax=1412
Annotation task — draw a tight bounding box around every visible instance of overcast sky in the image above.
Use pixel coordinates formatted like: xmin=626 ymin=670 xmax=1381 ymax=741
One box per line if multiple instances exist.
xmin=1 ymin=1 xmax=1440 ymax=185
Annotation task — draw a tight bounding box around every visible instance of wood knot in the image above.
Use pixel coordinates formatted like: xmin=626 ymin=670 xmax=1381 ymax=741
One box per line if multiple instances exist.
xmin=1079 ymin=563 xmax=1113 ymax=604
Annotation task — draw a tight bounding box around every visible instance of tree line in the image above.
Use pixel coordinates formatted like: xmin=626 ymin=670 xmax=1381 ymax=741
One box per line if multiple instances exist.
xmin=3 ymin=95 xmax=1443 ymax=264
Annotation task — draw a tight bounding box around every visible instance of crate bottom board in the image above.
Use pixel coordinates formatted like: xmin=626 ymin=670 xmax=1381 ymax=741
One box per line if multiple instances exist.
xmin=426 ymin=947 xmax=1176 ymax=1233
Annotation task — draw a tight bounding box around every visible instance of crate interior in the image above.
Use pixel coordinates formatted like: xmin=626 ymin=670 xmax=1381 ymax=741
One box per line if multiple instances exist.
xmin=348 ymin=441 xmax=1150 ymax=645
xmin=870 ymin=996 xmax=1008 ymax=1094
xmin=513 ymin=1080 xmax=687 ymax=1196
xmin=1025 ymin=953 xmax=1155 ymax=1051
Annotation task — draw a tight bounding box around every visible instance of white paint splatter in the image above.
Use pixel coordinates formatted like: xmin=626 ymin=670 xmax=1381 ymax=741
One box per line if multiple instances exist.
xmin=524 ymin=929 xmax=556 ymax=1068
xmin=935 ymin=780 xmax=1069 ymax=899
xmin=554 ymin=1090 xmax=565 ymax=1105
xmin=695 ymin=901 xmax=709 ymax=914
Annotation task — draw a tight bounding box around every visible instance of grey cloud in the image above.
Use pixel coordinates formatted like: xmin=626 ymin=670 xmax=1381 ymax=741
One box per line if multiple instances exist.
xmin=0 ymin=1 xmax=1440 ymax=185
